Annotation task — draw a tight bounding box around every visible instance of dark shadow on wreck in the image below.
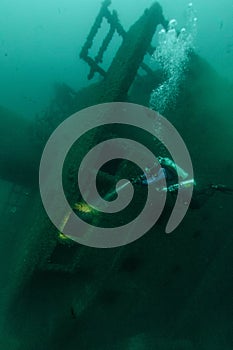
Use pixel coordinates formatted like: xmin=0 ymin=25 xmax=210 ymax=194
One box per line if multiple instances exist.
xmin=0 ymin=1 xmax=232 ymax=349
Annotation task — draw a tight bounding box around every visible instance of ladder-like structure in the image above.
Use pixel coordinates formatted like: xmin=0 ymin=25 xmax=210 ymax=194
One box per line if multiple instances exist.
xmin=80 ymin=0 xmax=168 ymax=80
xmin=80 ymin=0 xmax=126 ymax=79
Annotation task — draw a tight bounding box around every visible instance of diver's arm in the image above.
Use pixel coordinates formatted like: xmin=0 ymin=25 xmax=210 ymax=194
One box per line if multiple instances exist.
xmin=132 ymin=168 xmax=166 ymax=185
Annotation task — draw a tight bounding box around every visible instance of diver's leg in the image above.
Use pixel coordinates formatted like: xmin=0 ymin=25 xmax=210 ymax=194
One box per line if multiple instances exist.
xmin=189 ymin=184 xmax=233 ymax=209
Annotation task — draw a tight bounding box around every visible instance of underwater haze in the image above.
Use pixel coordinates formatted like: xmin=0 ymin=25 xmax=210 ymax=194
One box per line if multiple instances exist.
xmin=0 ymin=1 xmax=233 ymax=350
xmin=0 ymin=0 xmax=232 ymax=116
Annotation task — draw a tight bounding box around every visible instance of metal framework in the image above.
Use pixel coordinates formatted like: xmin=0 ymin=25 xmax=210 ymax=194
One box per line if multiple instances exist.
xmin=80 ymin=0 xmax=158 ymax=80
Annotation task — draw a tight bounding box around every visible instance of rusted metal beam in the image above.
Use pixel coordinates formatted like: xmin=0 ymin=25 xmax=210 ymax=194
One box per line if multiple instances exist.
xmin=96 ymin=2 xmax=167 ymax=102
xmin=0 ymin=2 xmax=167 ymax=188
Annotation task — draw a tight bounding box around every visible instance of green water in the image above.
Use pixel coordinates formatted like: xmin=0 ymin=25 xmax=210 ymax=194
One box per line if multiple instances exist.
xmin=0 ymin=1 xmax=232 ymax=349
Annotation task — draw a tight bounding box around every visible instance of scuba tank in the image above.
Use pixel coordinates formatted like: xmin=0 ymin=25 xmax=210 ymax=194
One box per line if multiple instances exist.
xmin=158 ymin=156 xmax=189 ymax=180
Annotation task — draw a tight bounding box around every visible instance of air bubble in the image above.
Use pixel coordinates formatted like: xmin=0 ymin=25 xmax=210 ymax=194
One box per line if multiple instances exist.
xmin=168 ymin=19 xmax=178 ymax=30
xmin=178 ymin=28 xmax=187 ymax=41
xmin=158 ymin=29 xmax=166 ymax=43
xmin=150 ymin=3 xmax=197 ymax=114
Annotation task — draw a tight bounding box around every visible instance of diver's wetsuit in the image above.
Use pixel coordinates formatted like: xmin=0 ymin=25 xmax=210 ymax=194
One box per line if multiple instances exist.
xmin=133 ymin=157 xmax=232 ymax=209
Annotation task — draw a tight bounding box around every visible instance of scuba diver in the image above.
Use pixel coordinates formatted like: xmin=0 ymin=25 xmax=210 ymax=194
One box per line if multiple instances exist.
xmin=131 ymin=156 xmax=233 ymax=209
